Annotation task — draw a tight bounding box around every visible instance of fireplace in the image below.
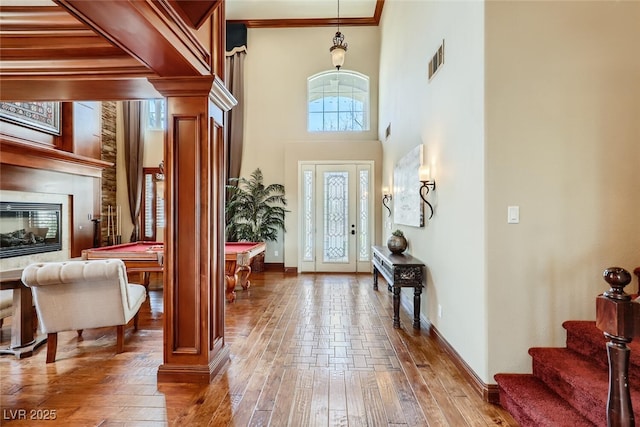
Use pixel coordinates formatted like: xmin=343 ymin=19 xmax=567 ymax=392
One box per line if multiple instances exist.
xmin=0 ymin=201 xmax=62 ymax=258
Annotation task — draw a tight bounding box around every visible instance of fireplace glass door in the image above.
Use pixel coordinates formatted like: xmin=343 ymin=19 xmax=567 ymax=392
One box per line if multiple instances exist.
xmin=0 ymin=202 xmax=62 ymax=258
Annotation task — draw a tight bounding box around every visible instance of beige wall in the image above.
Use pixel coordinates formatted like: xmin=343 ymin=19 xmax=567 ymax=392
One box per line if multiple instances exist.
xmin=379 ymin=0 xmax=640 ymax=384
xmin=485 ymin=1 xmax=640 ymax=377
xmin=242 ymin=26 xmax=381 ymax=262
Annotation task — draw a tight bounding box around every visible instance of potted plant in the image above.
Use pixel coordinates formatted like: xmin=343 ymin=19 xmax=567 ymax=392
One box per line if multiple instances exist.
xmin=225 ymin=168 xmax=288 ymax=271
xmin=387 ymin=229 xmax=407 ymax=254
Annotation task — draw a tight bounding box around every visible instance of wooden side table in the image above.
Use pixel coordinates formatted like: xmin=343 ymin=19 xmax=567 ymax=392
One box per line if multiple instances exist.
xmin=0 ymin=269 xmax=47 ymax=358
xmin=371 ymin=245 xmax=425 ymax=329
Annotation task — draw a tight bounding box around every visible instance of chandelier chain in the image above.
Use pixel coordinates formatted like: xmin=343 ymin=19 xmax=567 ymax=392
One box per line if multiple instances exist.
xmin=329 ymin=0 xmax=347 ymax=70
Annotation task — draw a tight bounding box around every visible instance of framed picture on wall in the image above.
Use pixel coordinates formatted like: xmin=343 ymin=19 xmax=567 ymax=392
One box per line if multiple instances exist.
xmin=393 ymin=144 xmax=424 ymax=227
xmin=0 ymin=101 xmax=61 ymax=135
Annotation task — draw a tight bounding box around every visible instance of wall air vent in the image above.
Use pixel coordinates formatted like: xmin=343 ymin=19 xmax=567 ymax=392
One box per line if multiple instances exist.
xmin=428 ymin=40 xmax=445 ymax=81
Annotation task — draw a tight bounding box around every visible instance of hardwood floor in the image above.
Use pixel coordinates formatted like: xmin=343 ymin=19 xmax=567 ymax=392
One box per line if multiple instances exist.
xmin=0 ymin=272 xmax=517 ymax=426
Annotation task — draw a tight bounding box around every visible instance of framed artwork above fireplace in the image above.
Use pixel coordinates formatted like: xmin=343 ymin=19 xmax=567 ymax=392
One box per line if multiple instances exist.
xmin=0 ymin=101 xmax=61 ymax=135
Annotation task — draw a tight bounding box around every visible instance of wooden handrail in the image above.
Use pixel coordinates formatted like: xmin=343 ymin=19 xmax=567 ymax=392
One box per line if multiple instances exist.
xmin=596 ymin=267 xmax=640 ymax=427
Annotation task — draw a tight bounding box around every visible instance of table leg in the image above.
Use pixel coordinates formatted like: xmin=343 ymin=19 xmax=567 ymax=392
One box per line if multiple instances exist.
xmin=142 ymin=272 xmax=150 ymax=294
xmin=225 ymin=276 xmax=237 ymax=303
xmin=224 ymin=260 xmax=237 ymax=303
xmin=0 ymin=286 xmax=47 ymax=359
xmin=393 ymin=286 xmax=401 ymax=329
xmin=235 ymin=265 xmax=252 ymax=291
xmin=373 ymin=267 xmax=379 ymax=291
xmin=13 ymin=285 xmax=34 ymax=347
xmin=413 ymin=286 xmax=422 ymax=329
xmin=233 ymin=252 xmax=252 ymax=291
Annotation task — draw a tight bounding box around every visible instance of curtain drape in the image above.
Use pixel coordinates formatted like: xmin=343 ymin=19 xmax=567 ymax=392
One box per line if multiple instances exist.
xmin=123 ymin=100 xmax=145 ymax=242
xmin=225 ymin=23 xmax=247 ymax=184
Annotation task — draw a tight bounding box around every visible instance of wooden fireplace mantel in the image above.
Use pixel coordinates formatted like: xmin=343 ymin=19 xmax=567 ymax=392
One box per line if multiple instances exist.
xmin=0 ymin=136 xmax=112 ymax=178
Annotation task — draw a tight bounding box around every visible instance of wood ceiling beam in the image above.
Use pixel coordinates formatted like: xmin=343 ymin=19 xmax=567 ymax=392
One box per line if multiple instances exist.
xmin=1 ymin=34 xmax=130 ymax=60
xmin=0 ymin=2 xmax=220 ymax=99
xmin=0 ymin=77 xmax=162 ymax=102
xmin=0 ymin=5 xmax=149 ymax=81
xmin=0 ymin=6 xmax=87 ymax=31
xmin=0 ymin=58 xmax=152 ymax=77
xmin=55 ymin=0 xmax=211 ymax=77
xmin=170 ymin=0 xmax=221 ymax=29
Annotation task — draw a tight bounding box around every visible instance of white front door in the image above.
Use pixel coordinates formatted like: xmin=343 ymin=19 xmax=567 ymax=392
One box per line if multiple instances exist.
xmin=299 ymin=162 xmax=373 ymax=273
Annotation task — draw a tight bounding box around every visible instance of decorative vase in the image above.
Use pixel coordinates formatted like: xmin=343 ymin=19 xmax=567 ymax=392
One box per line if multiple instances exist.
xmin=387 ymin=234 xmax=407 ymax=254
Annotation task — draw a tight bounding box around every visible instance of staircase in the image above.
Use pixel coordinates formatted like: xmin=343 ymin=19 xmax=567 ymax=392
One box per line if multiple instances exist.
xmin=495 ymin=320 xmax=640 ymax=426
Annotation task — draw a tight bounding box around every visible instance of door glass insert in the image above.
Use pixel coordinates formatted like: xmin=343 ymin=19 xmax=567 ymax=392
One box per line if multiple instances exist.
xmin=358 ymin=169 xmax=370 ymax=261
xmin=323 ymin=171 xmax=349 ymax=263
xmin=303 ymin=170 xmax=314 ymax=262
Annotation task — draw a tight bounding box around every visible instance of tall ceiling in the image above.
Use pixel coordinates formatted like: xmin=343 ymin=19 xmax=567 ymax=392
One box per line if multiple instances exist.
xmin=227 ymin=0 xmax=378 ymax=21
xmin=226 ymin=0 xmax=383 ymax=27
xmin=0 ymin=0 xmax=383 ymax=101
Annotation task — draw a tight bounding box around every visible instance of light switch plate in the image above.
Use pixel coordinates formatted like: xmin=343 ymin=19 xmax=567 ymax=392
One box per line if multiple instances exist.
xmin=507 ymin=206 xmax=519 ymax=224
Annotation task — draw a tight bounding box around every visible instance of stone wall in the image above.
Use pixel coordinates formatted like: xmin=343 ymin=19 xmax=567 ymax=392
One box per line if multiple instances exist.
xmin=101 ymin=101 xmax=117 ymax=246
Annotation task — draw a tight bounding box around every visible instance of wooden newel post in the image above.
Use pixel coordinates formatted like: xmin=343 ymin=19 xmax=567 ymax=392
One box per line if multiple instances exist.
xmin=596 ymin=267 xmax=640 ymax=427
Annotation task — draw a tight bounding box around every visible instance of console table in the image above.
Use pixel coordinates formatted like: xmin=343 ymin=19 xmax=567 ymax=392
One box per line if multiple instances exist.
xmin=371 ymin=245 xmax=425 ymax=329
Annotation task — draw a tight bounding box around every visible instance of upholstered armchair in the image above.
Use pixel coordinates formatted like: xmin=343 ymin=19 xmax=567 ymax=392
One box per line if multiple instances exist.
xmin=21 ymin=259 xmax=146 ymax=363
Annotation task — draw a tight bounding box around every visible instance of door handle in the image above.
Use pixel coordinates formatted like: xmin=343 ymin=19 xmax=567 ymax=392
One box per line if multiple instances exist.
xmin=351 ymin=230 xmax=356 ymax=235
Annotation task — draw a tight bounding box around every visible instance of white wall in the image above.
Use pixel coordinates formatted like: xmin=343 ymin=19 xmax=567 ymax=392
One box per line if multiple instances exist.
xmin=242 ymin=25 xmax=381 ymax=262
xmin=379 ymin=1 xmax=488 ymax=379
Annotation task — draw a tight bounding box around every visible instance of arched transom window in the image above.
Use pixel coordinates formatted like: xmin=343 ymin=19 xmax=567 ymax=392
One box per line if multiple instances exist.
xmin=307 ymin=70 xmax=370 ymax=132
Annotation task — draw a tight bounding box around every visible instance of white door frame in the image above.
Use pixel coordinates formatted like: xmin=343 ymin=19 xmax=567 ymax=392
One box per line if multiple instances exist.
xmin=297 ymin=161 xmax=374 ymax=273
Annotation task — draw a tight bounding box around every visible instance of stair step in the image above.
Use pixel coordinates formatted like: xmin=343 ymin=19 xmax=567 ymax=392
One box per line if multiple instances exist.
xmin=563 ymin=320 xmax=640 ymax=382
xmin=494 ymin=373 xmax=595 ymax=427
xmin=529 ymin=347 xmax=640 ymax=426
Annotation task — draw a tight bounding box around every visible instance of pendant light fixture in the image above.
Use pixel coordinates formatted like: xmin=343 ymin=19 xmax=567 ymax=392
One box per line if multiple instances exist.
xmin=329 ymin=0 xmax=347 ymax=70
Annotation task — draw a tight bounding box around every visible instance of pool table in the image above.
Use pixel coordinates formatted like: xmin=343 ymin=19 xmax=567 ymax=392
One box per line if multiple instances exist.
xmin=224 ymin=241 xmax=266 ymax=303
xmin=81 ymin=241 xmax=164 ymax=291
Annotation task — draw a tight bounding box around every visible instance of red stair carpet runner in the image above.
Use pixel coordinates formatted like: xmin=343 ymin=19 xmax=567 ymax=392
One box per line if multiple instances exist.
xmin=495 ymin=320 xmax=639 ymax=426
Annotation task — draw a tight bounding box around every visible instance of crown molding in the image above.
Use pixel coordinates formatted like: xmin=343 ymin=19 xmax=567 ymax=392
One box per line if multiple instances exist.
xmin=228 ymin=0 xmax=385 ymax=28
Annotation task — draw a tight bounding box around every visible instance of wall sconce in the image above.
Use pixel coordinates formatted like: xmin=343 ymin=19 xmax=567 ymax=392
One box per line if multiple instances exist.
xmin=382 ymin=187 xmax=392 ymax=217
xmin=419 ymin=165 xmax=436 ymax=219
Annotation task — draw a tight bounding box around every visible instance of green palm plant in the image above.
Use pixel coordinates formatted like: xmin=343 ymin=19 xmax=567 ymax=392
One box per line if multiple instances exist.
xmin=225 ymin=168 xmax=288 ymax=242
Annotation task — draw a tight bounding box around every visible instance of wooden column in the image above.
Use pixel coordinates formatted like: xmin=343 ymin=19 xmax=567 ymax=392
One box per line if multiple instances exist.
xmin=150 ymin=76 xmax=236 ymax=383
